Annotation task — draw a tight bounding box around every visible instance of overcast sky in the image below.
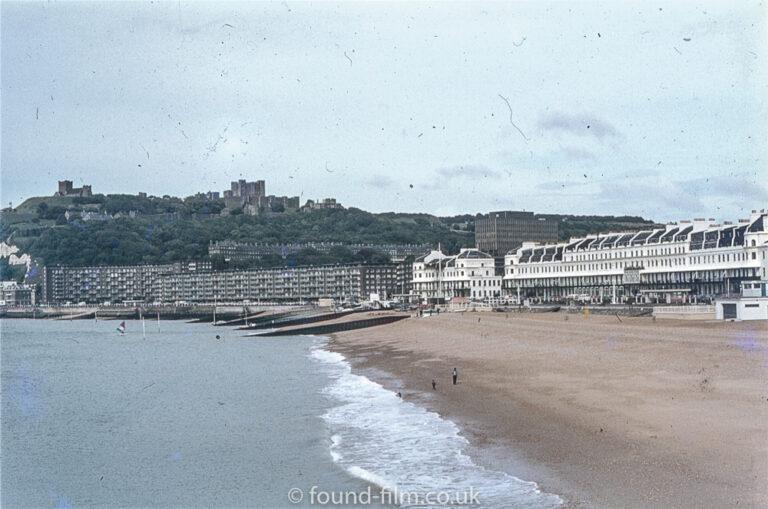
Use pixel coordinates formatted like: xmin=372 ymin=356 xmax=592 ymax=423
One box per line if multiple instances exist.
xmin=2 ymin=1 xmax=766 ymax=222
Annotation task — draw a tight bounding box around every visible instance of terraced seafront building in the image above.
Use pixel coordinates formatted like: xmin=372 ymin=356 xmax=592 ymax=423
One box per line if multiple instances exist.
xmin=503 ymin=209 xmax=768 ymax=303
xmin=411 ymin=248 xmax=503 ymax=302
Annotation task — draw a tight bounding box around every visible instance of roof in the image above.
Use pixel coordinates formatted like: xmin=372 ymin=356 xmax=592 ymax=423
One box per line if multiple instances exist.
xmin=456 ymin=249 xmax=492 ymax=259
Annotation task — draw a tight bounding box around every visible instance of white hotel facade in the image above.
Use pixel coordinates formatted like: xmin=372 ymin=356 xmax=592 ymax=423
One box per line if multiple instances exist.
xmin=411 ymin=210 xmax=768 ymax=304
xmin=411 ymin=248 xmax=502 ymax=301
xmin=503 ymin=209 xmax=768 ymax=303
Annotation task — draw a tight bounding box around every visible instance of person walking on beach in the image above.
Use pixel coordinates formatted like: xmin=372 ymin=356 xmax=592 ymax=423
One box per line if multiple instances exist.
xmin=432 ymin=379 xmax=436 ymax=390
xmin=452 ymin=368 xmax=458 ymax=385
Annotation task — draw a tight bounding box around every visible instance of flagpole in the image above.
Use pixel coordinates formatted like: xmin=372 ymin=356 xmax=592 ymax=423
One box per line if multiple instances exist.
xmin=438 ymin=242 xmax=442 ymax=303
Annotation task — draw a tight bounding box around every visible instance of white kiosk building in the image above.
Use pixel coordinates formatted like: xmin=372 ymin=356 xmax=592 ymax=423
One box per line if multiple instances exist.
xmin=715 ymin=280 xmax=768 ymax=321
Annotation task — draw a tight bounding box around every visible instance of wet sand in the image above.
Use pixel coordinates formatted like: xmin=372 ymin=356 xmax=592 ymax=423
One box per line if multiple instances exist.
xmin=330 ymin=311 xmax=768 ymax=508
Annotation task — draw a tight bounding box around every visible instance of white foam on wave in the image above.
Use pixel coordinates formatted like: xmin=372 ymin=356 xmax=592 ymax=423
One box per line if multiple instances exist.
xmin=310 ymin=347 xmax=562 ymax=508
xmin=330 ymin=434 xmax=343 ymax=461
xmin=346 ymin=466 xmax=397 ymax=493
xmin=310 ymin=347 xmax=345 ymax=365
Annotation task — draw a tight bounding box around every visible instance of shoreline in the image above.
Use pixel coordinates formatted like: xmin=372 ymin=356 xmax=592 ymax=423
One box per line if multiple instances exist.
xmin=329 ymin=312 xmax=768 ymax=508
xmin=327 ymin=336 xmax=579 ymax=507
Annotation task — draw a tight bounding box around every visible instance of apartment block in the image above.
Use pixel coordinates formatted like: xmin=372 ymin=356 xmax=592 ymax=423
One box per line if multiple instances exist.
xmin=475 ymin=211 xmax=558 ymax=256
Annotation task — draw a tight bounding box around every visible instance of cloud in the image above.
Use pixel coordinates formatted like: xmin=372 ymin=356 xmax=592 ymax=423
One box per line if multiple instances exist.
xmin=682 ymin=174 xmax=768 ymax=201
xmin=553 ymin=171 xmax=768 ymax=222
xmin=601 ymin=179 xmax=705 ymax=213
xmin=535 ymin=179 xmax=590 ymax=191
xmin=435 ymin=164 xmax=500 ymax=179
xmin=539 ymin=111 xmax=619 ymax=139
xmin=364 ymin=174 xmax=396 ymax=189
xmin=422 ymin=180 xmax=448 ymax=191
xmin=559 ymin=146 xmax=596 ymax=160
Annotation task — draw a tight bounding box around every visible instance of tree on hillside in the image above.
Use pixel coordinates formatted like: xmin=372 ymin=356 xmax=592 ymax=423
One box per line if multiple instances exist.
xmin=355 ymin=248 xmax=391 ymax=264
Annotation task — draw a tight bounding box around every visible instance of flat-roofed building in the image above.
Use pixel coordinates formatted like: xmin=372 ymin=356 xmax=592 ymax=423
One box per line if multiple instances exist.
xmin=41 ymin=262 xmax=211 ymax=305
xmin=716 ymin=280 xmax=768 ymax=321
xmin=475 ymin=211 xmax=558 ymax=257
xmin=156 ymin=263 xmax=405 ymax=303
xmin=41 ymin=261 xmax=407 ymax=305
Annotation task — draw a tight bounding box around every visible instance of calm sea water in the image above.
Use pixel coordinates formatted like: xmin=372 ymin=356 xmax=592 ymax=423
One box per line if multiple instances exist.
xmin=2 ymin=319 xmax=560 ymax=509
xmin=1 ymin=319 xmax=376 ymax=508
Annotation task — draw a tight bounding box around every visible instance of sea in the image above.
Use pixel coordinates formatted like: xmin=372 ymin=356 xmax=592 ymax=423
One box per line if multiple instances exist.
xmin=1 ymin=318 xmax=561 ymax=508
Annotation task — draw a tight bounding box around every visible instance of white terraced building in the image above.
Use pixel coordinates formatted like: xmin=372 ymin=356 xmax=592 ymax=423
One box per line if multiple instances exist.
xmin=411 ymin=248 xmax=502 ymax=302
xmin=503 ymin=209 xmax=768 ymax=303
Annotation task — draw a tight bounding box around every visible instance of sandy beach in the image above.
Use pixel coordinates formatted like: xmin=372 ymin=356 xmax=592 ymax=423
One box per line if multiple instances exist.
xmin=330 ymin=311 xmax=768 ymax=508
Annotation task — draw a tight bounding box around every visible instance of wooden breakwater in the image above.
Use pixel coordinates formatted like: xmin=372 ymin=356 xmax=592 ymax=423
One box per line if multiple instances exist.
xmin=209 ymin=311 xmax=266 ymax=327
xmin=189 ymin=310 xmax=271 ymax=324
xmin=232 ymin=310 xmax=309 ymax=329
xmin=237 ymin=309 xmax=363 ymax=331
xmin=251 ymin=315 xmax=409 ymax=337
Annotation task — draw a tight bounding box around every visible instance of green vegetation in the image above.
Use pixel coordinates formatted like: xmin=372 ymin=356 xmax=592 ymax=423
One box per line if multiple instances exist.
xmin=1 ymin=194 xmax=660 ymax=268
xmin=14 ymin=195 xmax=78 ymax=213
xmin=4 ymin=206 xmax=472 ymax=267
xmin=0 ymin=258 xmax=27 ymax=282
xmin=211 ymin=245 xmax=394 ymax=270
xmin=545 ymin=214 xmax=661 ymax=241
xmin=16 ymin=193 xmax=226 ymax=217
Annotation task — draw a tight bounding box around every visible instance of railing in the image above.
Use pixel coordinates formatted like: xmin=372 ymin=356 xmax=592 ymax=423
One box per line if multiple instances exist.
xmin=653 ymin=305 xmax=715 ymax=314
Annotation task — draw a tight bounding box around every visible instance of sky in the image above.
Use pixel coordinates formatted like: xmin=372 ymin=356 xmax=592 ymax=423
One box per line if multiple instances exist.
xmin=2 ymin=1 xmax=767 ymax=223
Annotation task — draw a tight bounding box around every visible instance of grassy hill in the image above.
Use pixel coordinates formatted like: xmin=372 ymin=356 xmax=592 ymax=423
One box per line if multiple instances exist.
xmin=1 ymin=194 xmax=660 ymax=268
xmin=14 ymin=195 xmax=80 ymax=213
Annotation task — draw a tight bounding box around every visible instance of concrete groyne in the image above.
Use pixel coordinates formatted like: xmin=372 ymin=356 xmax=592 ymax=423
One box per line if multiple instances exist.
xmin=251 ymin=315 xmax=409 ymax=337
xmin=238 ymin=309 xmax=363 ymax=331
